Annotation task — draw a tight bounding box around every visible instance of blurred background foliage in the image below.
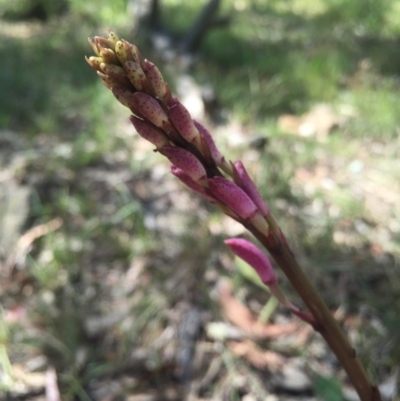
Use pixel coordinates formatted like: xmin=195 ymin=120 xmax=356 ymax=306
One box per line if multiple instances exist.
xmin=1 ymin=0 xmax=400 ymax=400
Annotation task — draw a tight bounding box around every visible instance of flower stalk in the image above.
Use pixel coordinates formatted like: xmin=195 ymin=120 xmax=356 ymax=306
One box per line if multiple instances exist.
xmin=85 ymin=29 xmax=382 ymax=401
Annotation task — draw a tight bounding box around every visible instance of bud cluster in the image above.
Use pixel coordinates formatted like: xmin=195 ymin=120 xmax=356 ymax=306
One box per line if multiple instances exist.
xmin=86 ymin=30 xmax=272 ymax=229
xmin=86 ymin=30 xmax=318 ymax=327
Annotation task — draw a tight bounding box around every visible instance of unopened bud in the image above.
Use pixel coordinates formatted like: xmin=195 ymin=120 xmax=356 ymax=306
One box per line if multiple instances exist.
xmin=193 ymin=120 xmax=224 ymax=166
xmin=132 ymin=92 xmax=169 ymax=129
xmin=171 ymin=166 xmax=215 ymax=202
xmin=94 ymin=36 xmax=114 ymax=50
xmin=107 ymin=29 xmax=119 ymax=47
xmin=88 ymin=38 xmax=100 ymax=56
xmin=130 ymin=116 xmax=170 ymax=149
xmin=233 ymin=161 xmax=270 ymax=217
xmin=127 ymin=42 xmax=142 ymax=65
xmin=112 ymin=87 xmax=136 ymax=109
xmin=97 ymin=71 xmax=120 ymax=89
xmin=224 ymin=238 xmax=277 ymax=286
xmin=208 ymin=177 xmax=258 ymax=220
xmin=115 ymin=40 xmax=128 ymax=65
xmin=85 ymin=56 xmax=103 ymax=71
xmin=100 ymin=63 xmax=131 ymax=87
xmin=125 ymin=61 xmax=148 ymax=91
xmin=143 ymin=60 xmax=171 ymax=102
xmin=99 ymin=46 xmax=119 ymax=65
xmin=161 ymin=146 xmax=207 ymax=186
xmin=169 ymin=98 xmax=200 ymax=146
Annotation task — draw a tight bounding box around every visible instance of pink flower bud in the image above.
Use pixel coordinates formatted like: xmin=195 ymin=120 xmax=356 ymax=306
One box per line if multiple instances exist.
xmin=100 ymin=63 xmax=131 ymax=87
xmin=161 ymin=146 xmax=207 ymax=185
xmin=168 ymin=98 xmax=200 ymax=145
xmin=233 ymin=161 xmax=270 ymax=217
xmin=193 ymin=120 xmax=224 ymax=166
xmin=224 ymin=238 xmax=277 ymax=286
xmin=130 ymin=116 xmax=170 ymax=149
xmin=124 ymin=61 xmax=148 ymax=91
xmin=171 ymin=166 xmax=215 ymax=202
xmin=98 ymin=71 xmax=120 ymax=89
xmin=208 ymin=177 xmax=258 ymax=220
xmin=132 ymin=92 xmax=169 ymax=129
xmin=143 ymin=60 xmax=171 ymax=102
xmin=112 ymin=87 xmax=136 ymax=109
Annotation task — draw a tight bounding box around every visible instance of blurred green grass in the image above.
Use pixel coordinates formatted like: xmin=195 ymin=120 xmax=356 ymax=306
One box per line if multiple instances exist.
xmin=1 ymin=0 xmax=400 ymax=398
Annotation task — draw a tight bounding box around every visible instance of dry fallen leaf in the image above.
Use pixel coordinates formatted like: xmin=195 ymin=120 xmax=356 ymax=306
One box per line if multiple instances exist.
xmin=228 ymin=340 xmax=285 ymax=370
xmin=217 ymin=279 xmax=300 ymax=339
xmin=278 ymin=103 xmax=347 ymax=140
